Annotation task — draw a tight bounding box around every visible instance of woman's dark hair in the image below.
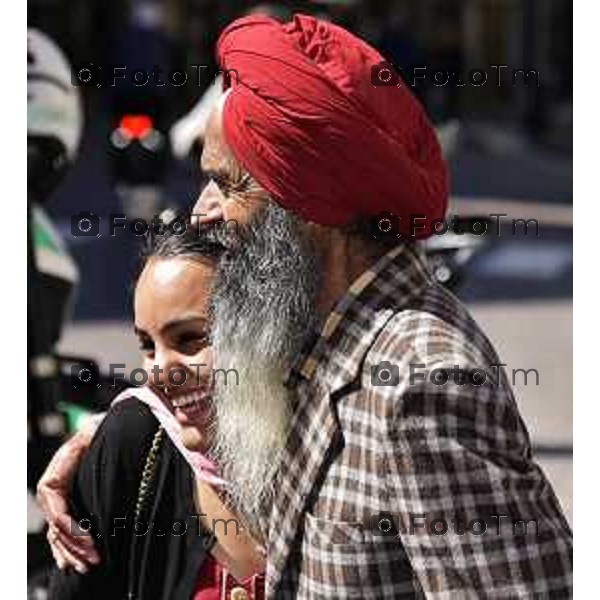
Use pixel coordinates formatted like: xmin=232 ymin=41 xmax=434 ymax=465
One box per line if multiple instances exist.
xmin=134 ymin=209 xmax=226 ymax=285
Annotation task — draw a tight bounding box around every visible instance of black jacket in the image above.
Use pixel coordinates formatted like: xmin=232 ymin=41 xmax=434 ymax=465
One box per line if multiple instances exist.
xmin=49 ymin=397 xmax=214 ymax=600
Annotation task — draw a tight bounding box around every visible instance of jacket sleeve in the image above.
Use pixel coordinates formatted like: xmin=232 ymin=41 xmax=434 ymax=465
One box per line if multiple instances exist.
xmin=370 ymin=316 xmax=573 ymax=598
xmin=49 ymin=398 xmax=160 ymax=599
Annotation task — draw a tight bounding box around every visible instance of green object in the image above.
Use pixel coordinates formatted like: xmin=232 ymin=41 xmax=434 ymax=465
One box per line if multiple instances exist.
xmin=31 ymin=205 xmax=79 ymax=284
xmin=57 ymin=401 xmax=92 ymax=433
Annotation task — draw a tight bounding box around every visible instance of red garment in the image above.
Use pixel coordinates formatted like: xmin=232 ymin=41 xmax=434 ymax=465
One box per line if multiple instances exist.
xmin=193 ymin=554 xmax=265 ymax=600
xmin=193 ymin=554 xmax=221 ymax=600
xmin=216 ymin=13 xmax=448 ymax=238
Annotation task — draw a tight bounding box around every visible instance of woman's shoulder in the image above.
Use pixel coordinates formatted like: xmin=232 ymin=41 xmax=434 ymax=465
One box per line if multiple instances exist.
xmin=75 ymin=396 xmax=167 ymax=502
xmin=96 ymin=396 xmax=160 ymax=451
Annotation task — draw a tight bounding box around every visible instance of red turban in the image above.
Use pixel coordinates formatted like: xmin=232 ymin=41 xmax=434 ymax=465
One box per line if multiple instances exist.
xmin=216 ymin=14 xmax=448 ymax=238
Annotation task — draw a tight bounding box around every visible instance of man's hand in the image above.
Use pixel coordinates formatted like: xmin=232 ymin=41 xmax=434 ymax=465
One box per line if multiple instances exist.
xmin=36 ymin=426 xmax=101 ymax=572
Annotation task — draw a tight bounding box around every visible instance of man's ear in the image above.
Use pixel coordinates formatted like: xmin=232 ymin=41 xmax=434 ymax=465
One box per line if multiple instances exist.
xmin=192 ymin=180 xmax=226 ymax=227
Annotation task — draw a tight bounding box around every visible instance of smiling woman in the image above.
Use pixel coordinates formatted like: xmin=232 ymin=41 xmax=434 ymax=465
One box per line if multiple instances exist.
xmin=133 ymin=227 xmax=221 ymax=451
xmin=47 ymin=215 xmax=266 ymax=600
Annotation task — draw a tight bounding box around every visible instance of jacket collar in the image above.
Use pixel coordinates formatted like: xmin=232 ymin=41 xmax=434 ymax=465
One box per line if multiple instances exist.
xmin=287 ymin=241 xmax=432 ymax=394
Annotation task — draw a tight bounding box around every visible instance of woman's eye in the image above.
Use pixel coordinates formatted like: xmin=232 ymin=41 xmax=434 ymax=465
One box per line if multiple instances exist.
xmin=176 ymin=333 xmax=208 ymax=353
xmin=139 ymin=339 xmax=155 ymax=355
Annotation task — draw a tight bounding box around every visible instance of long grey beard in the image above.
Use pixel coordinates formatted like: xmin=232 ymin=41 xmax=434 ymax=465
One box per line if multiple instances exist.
xmin=209 ymin=203 xmax=318 ymax=539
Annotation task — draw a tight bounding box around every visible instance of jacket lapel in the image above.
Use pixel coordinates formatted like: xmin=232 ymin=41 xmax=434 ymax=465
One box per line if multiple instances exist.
xmin=265 ymin=306 xmax=399 ymax=597
xmin=265 ymin=370 xmax=342 ymax=596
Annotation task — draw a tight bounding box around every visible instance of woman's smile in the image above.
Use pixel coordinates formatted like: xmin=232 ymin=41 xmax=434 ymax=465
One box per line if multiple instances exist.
xmin=169 ymin=386 xmax=213 ymax=427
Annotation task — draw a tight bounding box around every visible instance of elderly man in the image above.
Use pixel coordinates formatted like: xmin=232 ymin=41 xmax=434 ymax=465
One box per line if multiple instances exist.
xmin=39 ymin=14 xmax=572 ymax=599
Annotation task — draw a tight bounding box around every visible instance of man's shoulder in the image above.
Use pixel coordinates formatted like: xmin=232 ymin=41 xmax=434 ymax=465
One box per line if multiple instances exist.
xmin=354 ymin=294 xmax=513 ymax=424
xmin=366 ymin=302 xmax=490 ymax=372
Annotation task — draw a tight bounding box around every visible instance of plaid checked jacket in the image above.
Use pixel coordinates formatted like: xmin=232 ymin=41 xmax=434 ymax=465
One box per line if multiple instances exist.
xmin=264 ymin=243 xmax=573 ymax=599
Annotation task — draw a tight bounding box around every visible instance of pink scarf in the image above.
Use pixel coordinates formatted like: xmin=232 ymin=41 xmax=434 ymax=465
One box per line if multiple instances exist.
xmin=112 ymin=386 xmax=226 ymax=487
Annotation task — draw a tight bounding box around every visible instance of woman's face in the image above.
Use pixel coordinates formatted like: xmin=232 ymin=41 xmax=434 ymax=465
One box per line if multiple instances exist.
xmin=134 ymin=256 xmax=215 ymax=450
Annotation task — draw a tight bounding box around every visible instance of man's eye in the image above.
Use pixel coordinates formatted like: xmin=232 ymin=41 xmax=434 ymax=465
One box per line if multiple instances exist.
xmin=211 ymin=175 xmax=229 ymax=191
xmin=230 ymin=173 xmax=253 ymax=192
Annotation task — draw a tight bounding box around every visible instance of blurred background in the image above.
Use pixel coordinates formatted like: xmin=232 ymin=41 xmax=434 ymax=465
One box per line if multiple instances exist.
xmin=28 ymin=0 xmax=572 ymax=592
